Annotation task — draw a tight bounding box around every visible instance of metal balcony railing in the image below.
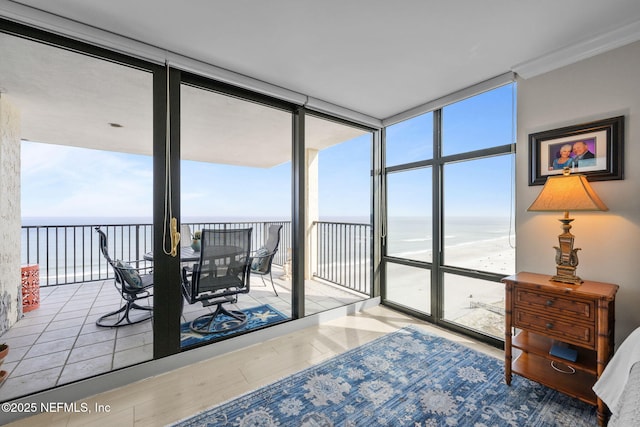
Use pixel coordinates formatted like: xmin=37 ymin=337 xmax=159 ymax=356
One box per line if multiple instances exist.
xmin=313 ymin=221 xmax=371 ymax=294
xmin=21 ymin=220 xmax=371 ymax=295
xmin=21 ymin=223 xmax=153 ymax=287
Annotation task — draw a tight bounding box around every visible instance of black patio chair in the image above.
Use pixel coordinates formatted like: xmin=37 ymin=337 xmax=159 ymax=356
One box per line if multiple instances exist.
xmin=181 ymin=228 xmax=253 ymax=334
xmin=250 ymin=224 xmax=282 ymax=296
xmin=95 ymin=227 xmax=153 ymax=327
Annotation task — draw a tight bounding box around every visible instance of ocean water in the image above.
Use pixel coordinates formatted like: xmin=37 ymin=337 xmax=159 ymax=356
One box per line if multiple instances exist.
xmin=21 ymin=221 xmax=153 ymax=285
xmin=20 ymin=216 xmax=287 ymax=285
xmin=386 ymin=216 xmax=514 ymax=263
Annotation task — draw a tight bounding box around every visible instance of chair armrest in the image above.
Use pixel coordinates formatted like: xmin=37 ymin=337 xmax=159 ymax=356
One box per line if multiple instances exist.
xmin=181 ymin=264 xmax=201 ymax=304
xmin=113 ymin=261 xmax=153 ymax=290
xmin=250 ymin=249 xmax=277 ymax=259
xmin=118 ymin=264 xmax=153 ymax=273
xmin=117 ymin=259 xmax=153 ymax=271
xmin=130 ymin=259 xmax=154 ymax=264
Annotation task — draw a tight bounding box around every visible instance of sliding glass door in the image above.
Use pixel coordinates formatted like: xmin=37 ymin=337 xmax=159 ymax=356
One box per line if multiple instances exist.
xmin=2 ymin=18 xmax=380 ymax=403
xmin=178 ymin=77 xmax=294 ymax=349
xmin=3 ymin=26 xmax=156 ymax=401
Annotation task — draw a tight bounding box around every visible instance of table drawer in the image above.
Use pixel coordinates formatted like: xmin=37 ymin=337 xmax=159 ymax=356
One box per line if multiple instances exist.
xmin=514 ymin=288 xmax=594 ymax=322
xmin=514 ymin=309 xmax=595 ymax=347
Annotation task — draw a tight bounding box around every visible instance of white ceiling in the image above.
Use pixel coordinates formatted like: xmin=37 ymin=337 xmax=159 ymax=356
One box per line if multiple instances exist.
xmin=8 ymin=0 xmax=640 ymax=119
xmin=0 ymin=22 xmax=367 ymax=167
xmin=2 ymin=1 xmax=640 ymax=165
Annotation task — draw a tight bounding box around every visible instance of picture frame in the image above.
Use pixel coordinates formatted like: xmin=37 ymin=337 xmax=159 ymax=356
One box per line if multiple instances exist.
xmin=528 ymin=116 xmax=624 ymax=185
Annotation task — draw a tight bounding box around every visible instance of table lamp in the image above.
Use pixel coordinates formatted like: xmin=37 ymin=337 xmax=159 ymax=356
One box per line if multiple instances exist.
xmin=527 ymin=168 xmax=608 ymax=284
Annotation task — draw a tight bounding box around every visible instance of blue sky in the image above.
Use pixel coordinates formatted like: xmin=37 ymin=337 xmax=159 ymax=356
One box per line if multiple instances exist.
xmin=21 ymin=133 xmax=372 ymax=222
xmin=21 ymin=84 xmax=514 ymax=223
xmin=385 ymin=84 xmax=515 ymax=218
xmin=21 ymin=142 xmax=153 ymax=218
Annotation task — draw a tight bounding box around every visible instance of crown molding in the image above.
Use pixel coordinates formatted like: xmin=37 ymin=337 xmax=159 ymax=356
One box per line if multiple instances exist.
xmin=513 ymin=18 xmax=640 ymax=79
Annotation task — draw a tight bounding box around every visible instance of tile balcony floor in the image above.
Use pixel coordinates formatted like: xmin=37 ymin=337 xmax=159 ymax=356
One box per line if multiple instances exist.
xmin=0 ymin=265 xmax=367 ymax=402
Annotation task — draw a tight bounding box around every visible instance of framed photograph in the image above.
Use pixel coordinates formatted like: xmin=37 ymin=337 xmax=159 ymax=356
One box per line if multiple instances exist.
xmin=528 ymin=116 xmax=624 ymax=185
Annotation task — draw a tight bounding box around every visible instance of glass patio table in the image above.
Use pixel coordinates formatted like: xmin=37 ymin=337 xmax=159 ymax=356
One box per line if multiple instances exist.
xmin=143 ymin=245 xmax=245 ymax=263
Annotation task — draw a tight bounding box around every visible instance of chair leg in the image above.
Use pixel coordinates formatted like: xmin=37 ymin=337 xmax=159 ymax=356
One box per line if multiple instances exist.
xmin=96 ymin=304 xmax=128 ymax=327
xmin=258 ymin=275 xmax=267 ymax=288
xmin=189 ymin=304 xmax=248 ymax=334
xmin=96 ymin=300 xmax=152 ymax=328
xmin=180 ymin=295 xmax=187 ymax=323
xmin=268 ymin=271 xmax=278 ymax=296
xmin=259 ymin=274 xmax=278 ymax=296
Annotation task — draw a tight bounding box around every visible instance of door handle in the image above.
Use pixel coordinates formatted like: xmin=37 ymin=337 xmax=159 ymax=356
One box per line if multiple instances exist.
xmin=170 ymin=217 xmax=180 ymax=257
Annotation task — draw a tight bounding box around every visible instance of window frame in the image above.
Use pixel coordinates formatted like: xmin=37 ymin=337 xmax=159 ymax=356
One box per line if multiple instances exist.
xmin=382 ymin=83 xmax=516 ymax=347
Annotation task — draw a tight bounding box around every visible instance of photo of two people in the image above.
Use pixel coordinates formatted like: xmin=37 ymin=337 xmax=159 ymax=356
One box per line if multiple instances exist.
xmin=548 ymin=138 xmax=596 ymax=170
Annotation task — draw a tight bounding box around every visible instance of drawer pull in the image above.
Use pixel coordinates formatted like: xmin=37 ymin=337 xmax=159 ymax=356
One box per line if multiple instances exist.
xmin=546 ymin=300 xmax=554 ymax=306
xmin=546 ymin=323 xmax=554 ymax=329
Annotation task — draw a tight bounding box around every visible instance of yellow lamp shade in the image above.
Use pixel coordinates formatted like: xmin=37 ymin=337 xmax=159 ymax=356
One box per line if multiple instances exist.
xmin=528 ymin=171 xmax=608 ymax=213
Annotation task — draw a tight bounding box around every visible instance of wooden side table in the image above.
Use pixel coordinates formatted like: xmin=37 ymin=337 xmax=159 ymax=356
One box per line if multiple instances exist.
xmin=502 ymin=272 xmax=618 ymax=427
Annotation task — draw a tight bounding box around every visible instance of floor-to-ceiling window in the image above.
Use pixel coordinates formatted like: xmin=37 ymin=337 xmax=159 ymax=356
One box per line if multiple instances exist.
xmin=384 ymin=112 xmax=433 ymax=314
xmin=304 ymin=115 xmax=374 ymax=315
xmin=383 ymin=83 xmax=516 ymax=342
xmin=385 ymin=168 xmax=432 ymax=313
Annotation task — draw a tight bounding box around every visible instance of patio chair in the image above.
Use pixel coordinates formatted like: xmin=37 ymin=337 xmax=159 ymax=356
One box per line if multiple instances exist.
xmin=181 ymin=228 xmax=253 ymax=334
xmin=95 ymin=227 xmax=153 ymax=327
xmin=250 ymin=224 xmax=282 ymax=296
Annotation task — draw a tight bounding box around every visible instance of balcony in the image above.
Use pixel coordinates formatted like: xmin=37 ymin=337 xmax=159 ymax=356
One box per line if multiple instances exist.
xmin=0 ymin=220 xmax=370 ymax=402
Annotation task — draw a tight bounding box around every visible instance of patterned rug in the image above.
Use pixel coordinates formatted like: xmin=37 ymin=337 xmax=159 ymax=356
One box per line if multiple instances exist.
xmin=172 ymin=326 xmax=596 ymax=426
xmin=180 ymin=304 xmax=288 ymax=347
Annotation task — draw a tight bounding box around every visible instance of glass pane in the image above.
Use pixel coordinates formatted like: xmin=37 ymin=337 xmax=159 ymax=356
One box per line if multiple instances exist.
xmin=305 ymin=115 xmax=372 ymax=315
xmin=10 ymin=32 xmax=153 ymax=399
xmin=180 ymin=84 xmax=292 ymax=348
xmin=443 ymin=155 xmax=515 ymax=275
xmin=443 ymin=273 xmax=504 ymax=338
xmin=386 ymin=168 xmax=432 ymax=263
xmin=442 ymin=84 xmax=514 ymax=156
xmin=385 ymin=112 xmax=433 ymax=166
xmin=385 ymin=262 xmax=431 ymax=315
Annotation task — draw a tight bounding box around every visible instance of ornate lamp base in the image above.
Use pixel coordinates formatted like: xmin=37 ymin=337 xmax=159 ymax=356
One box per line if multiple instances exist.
xmin=551 ymin=216 xmax=583 ymax=285
xmin=552 ymin=269 xmax=583 ymax=285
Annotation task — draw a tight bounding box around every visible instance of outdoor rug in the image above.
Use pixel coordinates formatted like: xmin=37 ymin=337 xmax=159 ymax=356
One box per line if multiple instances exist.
xmin=180 ymin=304 xmax=288 ymax=347
xmin=172 ymin=326 xmax=596 ymax=426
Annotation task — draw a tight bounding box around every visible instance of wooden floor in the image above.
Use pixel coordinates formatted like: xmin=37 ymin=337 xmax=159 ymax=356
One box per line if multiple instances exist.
xmin=5 ymin=305 xmax=503 ymax=427
xmin=0 ymin=265 xmax=366 ymax=403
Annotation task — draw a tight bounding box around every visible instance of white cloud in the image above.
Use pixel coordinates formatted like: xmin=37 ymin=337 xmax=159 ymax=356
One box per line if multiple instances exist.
xmin=21 ymin=141 xmax=153 ymax=218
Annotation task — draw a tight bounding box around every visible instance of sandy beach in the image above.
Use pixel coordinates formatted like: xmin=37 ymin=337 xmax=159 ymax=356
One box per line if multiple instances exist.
xmin=445 ymin=235 xmax=516 ymax=274
xmin=386 ymin=235 xmax=515 ymax=338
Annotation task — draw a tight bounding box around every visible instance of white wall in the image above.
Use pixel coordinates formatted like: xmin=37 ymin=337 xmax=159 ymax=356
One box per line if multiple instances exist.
xmin=0 ymin=94 xmax=22 ymax=334
xmin=517 ymin=41 xmax=640 ymax=344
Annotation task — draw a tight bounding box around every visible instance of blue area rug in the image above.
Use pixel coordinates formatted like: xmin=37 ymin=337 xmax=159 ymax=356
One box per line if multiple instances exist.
xmin=180 ymin=304 xmax=288 ymax=347
xmin=173 ymin=326 xmax=596 ymax=426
